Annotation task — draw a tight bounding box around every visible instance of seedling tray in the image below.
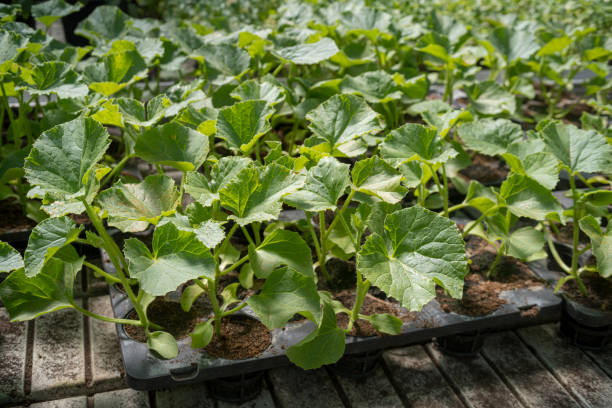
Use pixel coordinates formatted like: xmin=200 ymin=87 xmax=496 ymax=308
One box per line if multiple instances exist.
xmin=103 ymin=251 xmax=562 ymax=390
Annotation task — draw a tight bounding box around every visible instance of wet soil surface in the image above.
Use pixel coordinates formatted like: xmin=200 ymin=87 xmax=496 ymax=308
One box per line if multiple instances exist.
xmin=0 ymin=200 xmax=34 ymax=234
xmin=436 ymin=234 xmax=544 ymax=317
xmin=334 ymin=290 xmax=414 ymax=337
xmin=205 ymin=315 xmax=271 ymax=360
xmin=562 ymin=272 xmax=612 ymax=311
xmin=124 ymin=299 xmax=201 ymax=343
xmin=459 ymin=153 xmax=508 ymax=185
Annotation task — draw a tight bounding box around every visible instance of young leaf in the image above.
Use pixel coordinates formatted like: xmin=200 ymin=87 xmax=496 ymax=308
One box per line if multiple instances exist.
xmin=113 ymin=94 xmax=171 ymax=128
xmin=147 ymin=331 xmax=179 ymax=360
xmin=220 ymin=163 xmax=304 ymax=225
xmin=506 ymin=227 xmax=546 ymax=262
xmin=20 ymin=61 xmax=89 ymax=98
xmin=578 ymin=216 xmax=612 ymax=278
xmin=135 ymin=122 xmax=209 ymax=172
xmin=158 ymin=215 xmax=225 ymax=249
xmin=306 ymin=94 xmax=381 ymax=157
xmin=231 ymin=79 xmax=285 ymax=106
xmin=538 ymin=121 xmax=612 ymax=175
xmin=501 ymin=151 xmax=559 ymax=190
xmin=75 ymin=5 xmax=130 ymax=44
xmin=286 ymin=302 xmax=345 ymax=370
xmin=185 ymin=157 xmax=252 ymax=207
xmin=83 ymin=50 xmax=147 ymax=96
xmin=248 ymin=229 xmax=313 ymax=278
xmin=97 ymin=175 xmax=180 ymax=233
xmin=340 ymin=70 xmax=403 ymax=104
xmin=124 ymin=222 xmax=215 ymax=296
xmin=25 ymin=118 xmax=110 ymax=205
xmin=352 ymin=157 xmax=407 ymax=204
xmin=274 ymin=38 xmax=339 ymax=64
xmin=24 ymin=216 xmax=83 ymax=278
xmin=457 ymin=119 xmax=523 ymax=157
xmin=248 ymin=267 xmax=320 ymax=328
xmin=283 ymin=156 xmax=350 ymax=212
xmin=357 ymin=207 xmax=468 ymax=311
xmin=500 ymin=174 xmax=563 ymax=221
xmin=380 ymin=123 xmax=456 ymax=167
xmin=199 ymin=43 xmax=251 ymax=78
xmin=0 ymin=248 xmax=83 ymax=321
xmin=488 ymin=25 xmax=540 ymax=63
xmin=190 ymin=320 xmax=214 ymax=348
xmin=32 ymin=0 xmax=82 ymax=28
xmin=216 ymin=100 xmax=274 ymax=153
xmin=466 ymin=81 xmax=516 ymax=115
xmin=0 ymin=242 xmax=24 ymax=273
xmin=365 ymin=313 xmax=403 ymax=335
xmin=181 ymin=282 xmax=206 ymax=312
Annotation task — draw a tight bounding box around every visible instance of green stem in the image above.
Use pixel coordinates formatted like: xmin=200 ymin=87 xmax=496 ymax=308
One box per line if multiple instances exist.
xmin=544 ymin=227 xmax=571 ymax=274
xmin=0 ymin=82 xmax=15 ymax=139
xmin=447 ymin=202 xmax=468 ymax=214
xmin=554 ymin=274 xmax=575 ymax=293
xmin=155 ymin=163 xmax=164 ymax=175
xmin=323 ymin=190 xmax=356 ymax=243
xmin=222 ymin=301 xmax=248 ymax=317
xmin=462 ymin=206 xmax=499 ymax=238
xmin=346 ymin=275 xmax=370 ymax=334
xmin=487 ymin=241 xmax=505 ymax=278
xmin=569 ymin=175 xmax=588 ymax=296
xmin=101 ymin=154 xmax=134 ymax=187
xmin=441 ymin=165 xmax=449 ymax=217
xmin=272 ymin=63 xmax=285 ymax=76
xmin=252 ymin=222 xmax=261 ymax=246
xmin=318 ymin=210 xmax=329 ymax=282
xmin=443 ymin=65 xmax=454 ymax=105
xmin=208 ymin=265 xmax=223 ymax=336
xmin=427 ymin=163 xmax=447 ymax=216
xmin=82 ymin=201 xmax=151 ymax=331
xmin=72 ymin=303 xmax=148 ymax=327
xmin=220 ymin=255 xmax=248 ymax=276
xmin=305 ymin=212 xmax=325 ymax=278
xmin=339 ymin=211 xmax=358 ymax=249
xmin=84 ymin=261 xmax=121 ymax=284
xmin=240 ymin=226 xmax=256 ymax=247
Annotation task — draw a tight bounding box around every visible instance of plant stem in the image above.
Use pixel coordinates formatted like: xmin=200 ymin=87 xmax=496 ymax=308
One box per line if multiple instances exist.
xmin=544 ymin=227 xmax=571 ymax=274
xmin=220 ymin=255 xmax=248 ymax=276
xmin=252 ymin=222 xmax=261 ymax=246
xmin=443 ymin=65 xmax=454 ymax=105
xmin=427 ymin=163 xmax=448 ymax=217
xmin=346 ymin=274 xmax=370 ymax=334
xmin=462 ymin=206 xmax=499 ymax=238
xmin=305 ymin=212 xmax=325 ymax=275
xmin=569 ymin=174 xmax=588 ymax=296
xmin=82 ymin=201 xmax=152 ymax=331
xmin=208 ymin=265 xmax=223 ymax=336
xmin=441 ymin=165 xmax=449 ymax=217
xmin=447 ymin=202 xmax=468 ymax=214
xmin=240 ymin=226 xmax=256 ymax=247
xmin=222 ymin=301 xmax=248 ymax=317
xmin=101 ymin=154 xmax=134 ymax=187
xmin=318 ymin=210 xmax=329 ymax=282
xmin=155 ymin=164 xmax=164 ymax=175
xmin=487 ymin=241 xmax=505 ymax=278
xmin=272 ymin=63 xmax=285 ymax=76
xmin=72 ymin=303 xmax=147 ymax=327
xmin=84 ymin=261 xmax=121 ymax=284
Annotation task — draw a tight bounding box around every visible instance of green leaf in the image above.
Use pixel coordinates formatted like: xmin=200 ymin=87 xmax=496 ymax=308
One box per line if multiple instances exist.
xmin=114 ymin=94 xmax=171 ymax=128
xmin=286 ymin=302 xmax=345 ymax=369
xmin=24 ymin=216 xmax=82 ymax=278
xmin=352 ymin=157 xmax=407 ymax=204
xmin=502 ymin=151 xmax=559 ymax=190
xmin=578 ymin=216 xmax=612 ymax=278
xmin=464 ymin=181 xmax=498 ymax=213
xmin=25 ymin=117 xmax=110 ymax=204
xmin=231 ymin=78 xmax=285 ymax=106
xmin=220 ymin=163 xmax=304 ymax=225
xmin=21 ymin=61 xmax=88 ymax=98
xmin=506 ymin=227 xmax=546 ymax=262
xmin=0 ymin=242 xmax=24 ymax=273
xmin=216 ymin=100 xmax=274 ymax=153
xmin=500 ymin=174 xmax=563 ymax=221
xmin=365 ymin=313 xmax=403 ymax=335
xmin=185 ymin=157 xmax=252 ymax=206
xmin=0 ymin=247 xmax=83 ymax=321
xmin=357 ymin=207 xmax=468 ymax=311
xmin=420 ymin=109 xmax=473 ymax=138
xmin=340 ymin=70 xmax=403 ymax=104
xmin=135 ymin=122 xmax=209 ymax=172
xmin=306 ymin=94 xmax=381 ymax=157
xmin=538 ymin=121 xmax=612 ymax=175
xmin=457 ymin=119 xmax=523 ymax=156
xmin=83 ymin=50 xmax=147 ymax=96
xmin=284 ymin=156 xmax=350 ymax=212
xmin=488 ymin=26 xmax=540 ymax=62
xmin=466 ymin=81 xmax=516 ymax=115
xmin=537 ymin=36 xmax=571 ymax=57
xmin=181 ymin=282 xmax=205 ymax=312
xmin=75 ymin=5 xmax=130 ymax=44
xmin=147 ymin=331 xmax=178 ymax=359
xmin=190 ymin=320 xmax=214 ymax=348
xmin=124 ymin=222 xmax=215 ymax=296
xmin=381 ymin=123 xmax=457 ymax=167
xmin=248 ymin=230 xmax=313 ymax=278
xmin=275 ymin=38 xmax=339 ymax=64
xmin=199 ymin=43 xmax=251 ymax=78
xmin=97 ymin=175 xmax=180 ymax=233
xmin=32 ymin=0 xmax=82 ymax=27
xmin=158 ymin=214 xmax=225 ymax=249
xmin=248 ymin=267 xmax=320 ymax=328
xmin=0 ymin=29 xmax=28 ymax=70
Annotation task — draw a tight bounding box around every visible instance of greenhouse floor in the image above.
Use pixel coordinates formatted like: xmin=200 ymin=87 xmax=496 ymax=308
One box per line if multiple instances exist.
xmin=3 ymin=266 xmax=612 ymax=408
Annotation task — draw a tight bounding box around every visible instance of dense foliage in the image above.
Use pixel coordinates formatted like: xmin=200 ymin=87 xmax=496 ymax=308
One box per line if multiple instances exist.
xmin=0 ymin=0 xmax=610 ymax=368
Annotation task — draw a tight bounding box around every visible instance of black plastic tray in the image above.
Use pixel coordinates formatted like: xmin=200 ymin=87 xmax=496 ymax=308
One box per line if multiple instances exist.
xmin=103 ymin=248 xmax=562 ymax=390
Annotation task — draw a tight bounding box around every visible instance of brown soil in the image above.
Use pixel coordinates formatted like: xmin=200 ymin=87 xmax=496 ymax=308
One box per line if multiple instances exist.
xmin=205 ymin=315 xmax=271 ymax=359
xmin=551 ymin=221 xmax=589 ymax=247
xmin=459 ymin=153 xmax=508 ymax=184
xmin=317 ymin=258 xmax=356 ymax=292
xmin=334 ymin=290 xmax=412 ymax=337
xmin=437 ymin=235 xmax=544 ymax=317
xmin=0 ymin=200 xmax=34 ymax=234
xmin=124 ymin=299 xmax=201 ymax=343
xmin=562 ymin=272 xmax=612 ymax=311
